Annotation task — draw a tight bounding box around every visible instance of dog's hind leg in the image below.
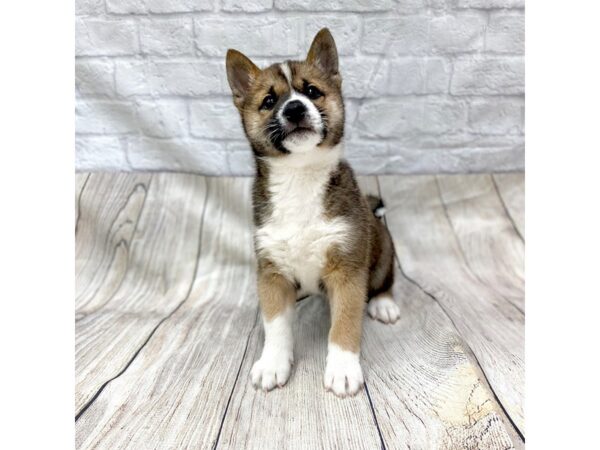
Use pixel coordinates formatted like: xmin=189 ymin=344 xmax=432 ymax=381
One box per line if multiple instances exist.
xmin=366 ymin=215 xmax=400 ymax=324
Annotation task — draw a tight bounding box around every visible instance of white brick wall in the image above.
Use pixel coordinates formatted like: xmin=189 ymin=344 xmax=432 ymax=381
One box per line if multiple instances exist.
xmin=75 ymin=0 xmax=524 ymax=175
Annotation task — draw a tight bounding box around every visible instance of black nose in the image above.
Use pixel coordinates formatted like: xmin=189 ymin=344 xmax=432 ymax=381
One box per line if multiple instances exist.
xmin=283 ymin=100 xmax=306 ymax=124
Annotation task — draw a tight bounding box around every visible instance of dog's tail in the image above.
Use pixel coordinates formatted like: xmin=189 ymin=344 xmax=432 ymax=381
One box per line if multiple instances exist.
xmin=366 ymin=195 xmax=387 ymax=218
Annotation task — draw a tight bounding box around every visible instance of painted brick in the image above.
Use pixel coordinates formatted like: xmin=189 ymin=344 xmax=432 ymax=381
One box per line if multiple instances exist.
xmin=75 ymin=2 xmax=525 ymax=174
xmin=275 ymin=0 xmax=394 ymax=11
xmin=116 ymin=60 xmax=225 ymax=96
xmin=346 ymin=154 xmax=390 ymax=175
xmin=357 ymin=99 xmax=424 ymax=138
xmin=139 ymin=18 xmax=194 ymax=56
xmin=385 ymin=145 xmax=524 ymax=173
xmin=136 ymin=100 xmax=188 ymax=138
xmin=76 ymin=60 xmax=115 ymax=96
xmin=362 ymin=17 xmax=429 ymax=55
xmin=76 ymin=136 xmax=129 ymax=171
xmin=357 ymin=98 xmax=468 ymax=138
xmin=105 ymin=0 xmax=145 ymax=13
xmin=149 ymin=0 xmax=215 ymax=12
xmin=106 ymin=0 xmax=214 ymax=14
xmin=345 ymin=140 xmax=389 ymax=158
xmin=76 ymin=100 xmax=138 ymax=134
xmin=222 ymin=0 xmax=273 ymax=12
xmin=195 ymin=17 xmax=303 ymax=57
xmin=76 ymin=0 xmax=105 ymax=15
xmin=424 ymin=58 xmax=452 ymax=93
xmin=343 ymin=99 xmax=360 ymax=139
xmin=429 ymin=13 xmax=486 ymax=54
xmin=427 ymin=0 xmax=454 ymax=11
xmin=379 ymin=58 xmax=450 ymax=95
xmin=399 ymin=131 xmax=524 ymax=149
xmin=451 ymin=56 xmax=524 ymax=95
xmin=425 ymin=99 xmax=469 ymax=133
xmin=75 ymin=18 xmax=138 ymax=56
xmin=469 ymin=97 xmax=524 ymax=134
xmin=127 ymin=137 xmax=228 ymax=174
xmin=305 ymin=16 xmax=361 ymax=56
xmin=190 ymin=99 xmax=245 ymax=140
xmin=396 ymin=0 xmax=427 ymax=14
xmin=456 ymin=0 xmax=524 ymax=8
xmin=486 ymin=12 xmax=525 ymax=54
xmin=340 ymin=58 xmax=387 ymax=98
xmin=226 ymin=142 xmax=255 ymax=175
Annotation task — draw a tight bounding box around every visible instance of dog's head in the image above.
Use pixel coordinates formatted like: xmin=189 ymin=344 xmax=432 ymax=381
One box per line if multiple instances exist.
xmin=226 ymin=28 xmax=344 ymax=159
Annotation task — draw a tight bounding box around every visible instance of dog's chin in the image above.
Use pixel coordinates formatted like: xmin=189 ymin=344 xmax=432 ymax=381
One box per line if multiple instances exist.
xmin=282 ymin=129 xmax=322 ymax=153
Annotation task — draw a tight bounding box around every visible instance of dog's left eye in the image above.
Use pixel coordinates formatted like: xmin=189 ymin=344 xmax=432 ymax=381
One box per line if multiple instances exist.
xmin=260 ymin=94 xmax=277 ymax=110
xmin=305 ymin=84 xmax=323 ymax=100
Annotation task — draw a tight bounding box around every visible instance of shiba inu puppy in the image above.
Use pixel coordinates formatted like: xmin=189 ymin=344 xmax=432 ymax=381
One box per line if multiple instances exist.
xmin=225 ymin=28 xmax=399 ymax=397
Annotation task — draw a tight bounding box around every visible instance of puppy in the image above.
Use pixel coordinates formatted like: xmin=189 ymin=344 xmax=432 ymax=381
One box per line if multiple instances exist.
xmin=226 ymin=28 xmax=399 ymax=397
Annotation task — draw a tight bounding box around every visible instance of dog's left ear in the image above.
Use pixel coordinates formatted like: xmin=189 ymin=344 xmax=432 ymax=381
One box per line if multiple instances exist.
xmin=306 ymin=28 xmax=340 ymax=83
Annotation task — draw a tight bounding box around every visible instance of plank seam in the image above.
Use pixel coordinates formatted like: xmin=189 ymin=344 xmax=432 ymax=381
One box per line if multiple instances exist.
xmin=364 ymin=382 xmax=388 ymax=450
xmin=359 ymin=177 xmax=389 ymax=450
xmin=211 ymin=308 xmax=260 ymax=450
xmin=375 ymin=176 xmax=525 ymax=444
xmin=434 ymin=176 xmax=524 ymax=315
xmin=491 ymin=174 xmax=525 ymax=243
xmin=75 ymin=177 xmax=211 ymax=422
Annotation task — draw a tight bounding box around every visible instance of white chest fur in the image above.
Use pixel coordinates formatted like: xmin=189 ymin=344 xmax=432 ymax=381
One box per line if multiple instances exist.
xmin=255 ymin=148 xmax=350 ymax=294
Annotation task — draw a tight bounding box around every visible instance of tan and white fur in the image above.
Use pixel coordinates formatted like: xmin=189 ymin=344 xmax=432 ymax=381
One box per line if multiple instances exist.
xmin=226 ymin=28 xmax=399 ymax=397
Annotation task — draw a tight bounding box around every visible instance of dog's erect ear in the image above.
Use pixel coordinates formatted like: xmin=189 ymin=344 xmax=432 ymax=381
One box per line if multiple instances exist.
xmin=226 ymin=49 xmax=260 ymax=108
xmin=306 ymin=28 xmax=339 ymax=80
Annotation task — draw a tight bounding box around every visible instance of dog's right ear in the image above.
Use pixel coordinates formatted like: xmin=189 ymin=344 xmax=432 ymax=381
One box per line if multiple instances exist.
xmin=226 ymin=49 xmax=260 ymax=109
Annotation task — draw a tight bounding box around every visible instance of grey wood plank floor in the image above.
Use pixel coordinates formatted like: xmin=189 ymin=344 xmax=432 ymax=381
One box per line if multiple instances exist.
xmin=75 ymin=173 xmax=525 ymax=450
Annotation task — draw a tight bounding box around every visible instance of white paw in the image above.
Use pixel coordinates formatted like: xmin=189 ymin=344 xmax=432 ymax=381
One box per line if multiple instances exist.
xmin=251 ymin=351 xmax=293 ymax=391
xmin=367 ymin=294 xmax=400 ymax=324
xmin=324 ymin=345 xmax=364 ymax=397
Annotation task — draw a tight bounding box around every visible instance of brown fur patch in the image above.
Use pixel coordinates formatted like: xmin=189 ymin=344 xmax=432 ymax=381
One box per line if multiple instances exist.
xmin=257 ymin=259 xmax=296 ymax=321
xmin=323 ymin=161 xmax=396 ymax=299
xmin=322 ymin=257 xmax=368 ymax=353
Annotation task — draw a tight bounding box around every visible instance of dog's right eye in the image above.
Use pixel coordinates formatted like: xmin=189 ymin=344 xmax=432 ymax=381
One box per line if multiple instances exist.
xmin=260 ymin=94 xmax=276 ymax=110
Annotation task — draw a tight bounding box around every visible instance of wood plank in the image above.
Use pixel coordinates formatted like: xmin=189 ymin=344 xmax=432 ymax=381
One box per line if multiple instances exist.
xmin=75 ymin=173 xmax=206 ymax=415
xmin=379 ymin=175 xmax=525 ymax=435
xmin=492 ymin=173 xmax=525 ymax=239
xmin=75 ymin=173 xmax=152 ymax=314
xmin=363 ymin=274 xmax=521 ymax=450
xmin=76 ymin=178 xmax=260 ymax=449
xmin=359 ymin=177 xmax=522 ymax=449
xmin=76 ymin=173 xmax=525 ymax=449
xmin=75 ymin=173 xmax=90 ymax=230
xmin=436 ymin=175 xmax=524 ymax=312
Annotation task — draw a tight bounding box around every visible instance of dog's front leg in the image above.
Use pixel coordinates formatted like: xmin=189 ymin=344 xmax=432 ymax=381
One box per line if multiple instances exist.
xmin=322 ymin=266 xmax=367 ymax=397
xmin=251 ymin=267 xmax=295 ymax=391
